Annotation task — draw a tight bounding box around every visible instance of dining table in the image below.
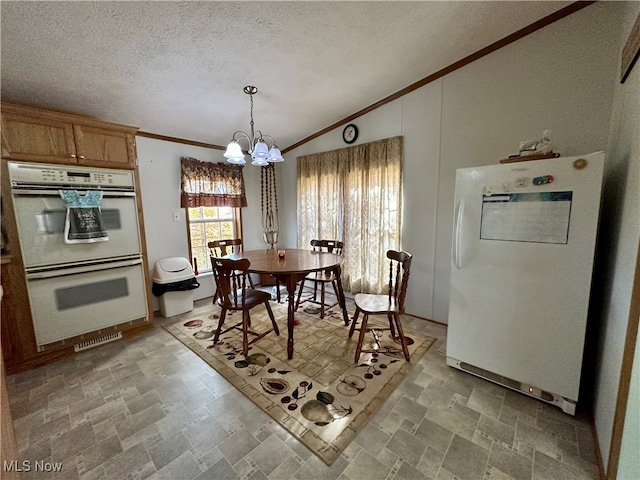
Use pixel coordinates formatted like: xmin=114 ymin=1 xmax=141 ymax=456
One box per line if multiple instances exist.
xmin=225 ymin=248 xmax=350 ymax=359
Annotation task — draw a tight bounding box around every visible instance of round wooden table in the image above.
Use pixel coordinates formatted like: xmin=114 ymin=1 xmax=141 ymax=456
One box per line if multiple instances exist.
xmin=227 ymin=248 xmax=350 ymax=359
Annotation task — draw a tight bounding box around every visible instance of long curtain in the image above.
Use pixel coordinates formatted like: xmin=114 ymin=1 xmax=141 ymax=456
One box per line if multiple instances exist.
xmin=297 ymin=136 xmax=403 ymax=294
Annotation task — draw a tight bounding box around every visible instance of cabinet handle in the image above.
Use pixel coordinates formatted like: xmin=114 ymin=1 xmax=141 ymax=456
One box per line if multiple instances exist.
xmin=79 ymin=155 xmax=85 ymax=159
xmin=70 ymin=154 xmax=76 ymax=158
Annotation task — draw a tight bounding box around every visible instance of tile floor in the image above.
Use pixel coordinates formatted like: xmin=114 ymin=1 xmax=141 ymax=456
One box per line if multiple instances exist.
xmin=5 ymin=297 xmax=601 ymax=480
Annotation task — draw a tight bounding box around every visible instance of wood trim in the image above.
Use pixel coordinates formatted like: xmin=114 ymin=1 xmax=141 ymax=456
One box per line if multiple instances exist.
xmin=282 ymin=1 xmax=595 ymax=154
xmin=132 ymin=167 xmax=156 ymax=327
xmin=236 ymin=207 xmax=244 ymax=250
xmin=137 ymin=131 xmax=225 ymax=150
xmin=185 ymin=207 xmax=195 ymax=270
xmin=621 ymin=12 xmax=640 ymax=83
xmin=1 ymin=103 xmax=138 ymax=133
xmin=499 ymin=153 xmax=561 ymax=164
xmin=0 ymin=160 xmax=37 ymax=366
xmin=606 ymin=239 xmax=640 ymax=479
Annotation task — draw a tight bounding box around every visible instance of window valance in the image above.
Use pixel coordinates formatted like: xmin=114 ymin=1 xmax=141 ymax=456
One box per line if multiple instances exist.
xmin=180 ymin=157 xmax=247 ymax=208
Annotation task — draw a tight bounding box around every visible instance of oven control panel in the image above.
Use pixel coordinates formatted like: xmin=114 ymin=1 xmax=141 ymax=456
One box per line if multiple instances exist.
xmin=8 ymin=162 xmax=135 ymax=189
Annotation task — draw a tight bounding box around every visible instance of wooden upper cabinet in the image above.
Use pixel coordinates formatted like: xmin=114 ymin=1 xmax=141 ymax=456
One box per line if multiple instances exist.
xmin=73 ymin=124 xmax=136 ymax=167
xmin=1 ymin=112 xmax=77 ymax=163
xmin=1 ymin=103 xmax=138 ymax=168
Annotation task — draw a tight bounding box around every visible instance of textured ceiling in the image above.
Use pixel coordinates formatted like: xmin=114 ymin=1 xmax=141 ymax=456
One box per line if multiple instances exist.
xmin=1 ymin=1 xmax=573 ymax=151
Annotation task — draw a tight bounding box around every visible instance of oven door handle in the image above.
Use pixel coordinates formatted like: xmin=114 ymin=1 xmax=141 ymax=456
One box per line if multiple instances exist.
xmin=26 ymin=257 xmax=143 ymax=280
xmin=11 ymin=188 xmax=136 ymax=197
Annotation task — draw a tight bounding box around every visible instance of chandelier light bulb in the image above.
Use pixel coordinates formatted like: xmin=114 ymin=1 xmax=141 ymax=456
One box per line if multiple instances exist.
xmin=224 ymin=141 xmax=244 ymax=160
xmin=252 ymin=141 xmax=270 ymax=159
xmin=268 ymin=146 xmax=283 ymax=162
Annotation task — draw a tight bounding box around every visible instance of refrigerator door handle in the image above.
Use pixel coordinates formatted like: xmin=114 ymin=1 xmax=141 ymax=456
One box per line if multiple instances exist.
xmin=453 ymin=197 xmax=465 ymax=269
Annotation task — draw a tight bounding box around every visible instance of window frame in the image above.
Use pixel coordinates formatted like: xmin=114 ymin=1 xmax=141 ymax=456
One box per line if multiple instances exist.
xmin=186 ymin=206 xmax=243 ymax=274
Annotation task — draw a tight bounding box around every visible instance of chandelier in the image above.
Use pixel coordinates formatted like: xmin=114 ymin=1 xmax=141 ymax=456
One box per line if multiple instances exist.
xmin=224 ymin=85 xmax=284 ymax=166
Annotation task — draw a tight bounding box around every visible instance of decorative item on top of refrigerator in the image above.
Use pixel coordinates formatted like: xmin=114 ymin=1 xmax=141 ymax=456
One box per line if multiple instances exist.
xmin=446 ymin=152 xmax=605 ymax=415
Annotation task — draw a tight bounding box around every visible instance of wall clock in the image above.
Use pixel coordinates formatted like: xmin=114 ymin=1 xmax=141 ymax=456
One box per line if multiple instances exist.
xmin=342 ymin=124 xmax=358 ymax=144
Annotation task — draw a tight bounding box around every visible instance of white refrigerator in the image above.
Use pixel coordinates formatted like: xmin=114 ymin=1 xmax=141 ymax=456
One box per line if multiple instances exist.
xmin=446 ymin=152 xmax=604 ymax=415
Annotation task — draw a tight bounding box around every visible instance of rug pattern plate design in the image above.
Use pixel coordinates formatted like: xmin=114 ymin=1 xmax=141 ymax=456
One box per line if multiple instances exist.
xmin=164 ymin=299 xmax=435 ymax=465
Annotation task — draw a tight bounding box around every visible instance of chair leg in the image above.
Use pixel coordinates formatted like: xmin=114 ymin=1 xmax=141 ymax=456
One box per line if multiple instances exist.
xmin=319 ymin=282 xmax=326 ymax=319
xmin=331 ymin=279 xmax=340 ymax=302
xmin=295 ymin=278 xmax=306 ymax=311
xmin=241 ymin=310 xmax=250 ymax=356
xmin=354 ymin=313 xmax=369 ymax=363
xmin=392 ymin=314 xmax=410 ymax=361
xmin=212 ymin=308 xmax=227 ymax=345
xmin=387 ymin=313 xmax=397 ymax=338
xmin=349 ymin=308 xmax=360 ymax=338
xmin=264 ymin=300 xmax=280 ymax=336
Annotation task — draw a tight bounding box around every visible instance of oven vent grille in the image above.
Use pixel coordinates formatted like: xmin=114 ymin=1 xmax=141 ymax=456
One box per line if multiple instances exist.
xmin=74 ymin=332 xmax=122 ymax=352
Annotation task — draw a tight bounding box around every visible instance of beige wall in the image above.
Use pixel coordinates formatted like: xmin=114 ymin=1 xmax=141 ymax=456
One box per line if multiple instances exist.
xmin=136 ymin=137 xmax=267 ymax=308
xmin=594 ymin=2 xmax=640 ymax=472
xmin=136 ymin=2 xmax=637 ymax=470
xmin=284 ymin=2 xmax=622 ymax=323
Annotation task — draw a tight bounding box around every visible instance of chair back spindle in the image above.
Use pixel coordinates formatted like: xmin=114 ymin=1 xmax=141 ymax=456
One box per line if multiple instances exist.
xmin=209 ymin=239 xmax=254 ymax=300
xmin=212 ymin=257 xmax=250 ymax=309
xmin=311 ymin=239 xmax=343 ymax=255
xmin=311 ymin=239 xmax=344 ymax=275
xmin=208 ymin=238 xmax=243 ymax=257
xmin=387 ymin=250 xmax=412 ymax=312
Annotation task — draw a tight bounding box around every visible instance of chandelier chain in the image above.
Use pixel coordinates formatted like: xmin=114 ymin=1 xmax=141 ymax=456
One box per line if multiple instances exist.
xmin=249 ymin=91 xmax=255 ymax=137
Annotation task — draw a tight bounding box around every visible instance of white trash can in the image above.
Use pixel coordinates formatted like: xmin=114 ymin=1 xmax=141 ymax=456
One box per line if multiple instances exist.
xmin=152 ymin=257 xmax=200 ymax=317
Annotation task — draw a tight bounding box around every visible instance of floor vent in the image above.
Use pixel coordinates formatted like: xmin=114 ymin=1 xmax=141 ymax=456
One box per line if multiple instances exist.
xmin=74 ymin=332 xmax=122 ymax=352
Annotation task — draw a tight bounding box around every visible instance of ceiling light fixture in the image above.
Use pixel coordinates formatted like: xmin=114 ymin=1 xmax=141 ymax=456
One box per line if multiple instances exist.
xmin=224 ymin=85 xmax=284 ymax=166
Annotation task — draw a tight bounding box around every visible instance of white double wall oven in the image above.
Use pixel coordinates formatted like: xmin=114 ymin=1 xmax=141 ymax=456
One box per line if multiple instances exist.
xmin=8 ymin=161 xmax=149 ymax=348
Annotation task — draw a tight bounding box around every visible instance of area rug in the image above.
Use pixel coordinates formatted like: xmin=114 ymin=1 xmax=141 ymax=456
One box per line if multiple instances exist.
xmin=164 ymin=296 xmax=436 ymax=465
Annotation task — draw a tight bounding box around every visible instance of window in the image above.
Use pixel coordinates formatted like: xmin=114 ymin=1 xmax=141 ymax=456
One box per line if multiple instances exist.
xmin=180 ymin=156 xmax=247 ymax=273
xmin=297 ymin=136 xmax=403 ymax=294
xmin=187 ymin=206 xmax=240 ymax=273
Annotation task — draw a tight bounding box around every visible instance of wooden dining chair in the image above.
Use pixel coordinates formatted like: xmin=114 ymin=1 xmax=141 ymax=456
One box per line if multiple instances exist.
xmin=348 ymin=250 xmax=413 ymax=362
xmin=211 ymin=257 xmax=279 ymax=356
xmin=208 ymin=238 xmax=244 ymax=256
xmin=295 ymin=239 xmax=344 ymax=319
xmin=208 ymin=239 xmax=254 ymax=302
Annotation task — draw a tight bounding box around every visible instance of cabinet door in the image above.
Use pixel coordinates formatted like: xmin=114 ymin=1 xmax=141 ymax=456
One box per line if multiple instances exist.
xmin=73 ymin=124 xmax=136 ymax=168
xmin=1 ymin=113 xmax=77 ymax=163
